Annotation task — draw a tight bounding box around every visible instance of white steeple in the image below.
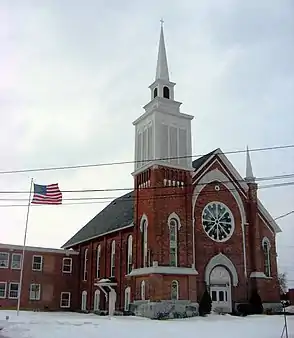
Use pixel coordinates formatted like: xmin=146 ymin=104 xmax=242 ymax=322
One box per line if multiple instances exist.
xmin=245 ymin=146 xmax=255 ymax=183
xmin=155 ymin=20 xmax=169 ymax=81
xmin=132 ymin=22 xmax=194 ymax=173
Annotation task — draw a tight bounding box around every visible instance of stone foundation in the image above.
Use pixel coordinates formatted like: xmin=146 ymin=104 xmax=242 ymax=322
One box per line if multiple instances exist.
xmin=130 ymin=300 xmax=199 ymax=319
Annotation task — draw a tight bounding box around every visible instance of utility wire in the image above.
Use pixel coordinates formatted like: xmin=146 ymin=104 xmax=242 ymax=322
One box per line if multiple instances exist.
xmin=0 ymin=172 xmax=293 ymax=195
xmin=0 ymin=180 xmax=293 ymax=207
xmin=275 ymin=210 xmax=294 ymax=221
xmin=0 ymin=144 xmax=293 ymax=175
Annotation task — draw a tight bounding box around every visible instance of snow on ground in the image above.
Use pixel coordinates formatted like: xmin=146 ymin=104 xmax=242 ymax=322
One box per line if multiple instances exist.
xmin=0 ymin=310 xmax=293 ymax=338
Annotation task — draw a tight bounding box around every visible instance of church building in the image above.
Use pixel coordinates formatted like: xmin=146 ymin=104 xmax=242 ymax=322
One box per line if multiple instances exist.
xmin=61 ymin=24 xmax=282 ymax=316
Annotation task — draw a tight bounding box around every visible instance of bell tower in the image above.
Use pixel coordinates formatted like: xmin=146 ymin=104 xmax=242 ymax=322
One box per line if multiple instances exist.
xmin=133 ymin=21 xmax=194 ymax=172
xmin=129 ymin=22 xmax=198 ymax=318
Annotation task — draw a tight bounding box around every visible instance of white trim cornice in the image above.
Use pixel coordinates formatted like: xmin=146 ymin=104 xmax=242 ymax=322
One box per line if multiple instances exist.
xmin=128 ymin=266 xmax=198 ymax=276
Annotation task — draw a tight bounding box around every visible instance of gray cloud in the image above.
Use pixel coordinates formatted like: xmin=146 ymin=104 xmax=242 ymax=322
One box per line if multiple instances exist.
xmin=1 ymin=0 xmax=293 ymax=285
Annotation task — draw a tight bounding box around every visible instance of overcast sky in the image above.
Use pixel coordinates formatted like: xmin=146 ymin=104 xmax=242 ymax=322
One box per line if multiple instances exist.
xmin=1 ymin=0 xmax=293 ymax=286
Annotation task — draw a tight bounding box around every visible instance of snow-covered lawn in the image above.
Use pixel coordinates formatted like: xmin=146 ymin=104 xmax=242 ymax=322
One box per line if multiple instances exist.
xmin=0 ymin=310 xmax=293 ymax=338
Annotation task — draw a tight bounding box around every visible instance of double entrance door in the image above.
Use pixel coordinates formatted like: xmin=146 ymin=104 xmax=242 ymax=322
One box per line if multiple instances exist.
xmin=210 ymin=284 xmax=232 ymax=313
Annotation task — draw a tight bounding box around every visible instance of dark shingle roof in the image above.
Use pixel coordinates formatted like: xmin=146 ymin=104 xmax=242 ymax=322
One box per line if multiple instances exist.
xmin=63 ymin=151 xmax=216 ymax=249
xmin=192 ymin=149 xmax=217 ymax=171
xmin=62 ymin=191 xmax=134 ymax=248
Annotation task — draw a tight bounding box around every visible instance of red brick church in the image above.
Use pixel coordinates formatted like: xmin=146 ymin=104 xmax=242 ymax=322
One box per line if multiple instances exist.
xmin=0 ymin=25 xmax=281 ymax=317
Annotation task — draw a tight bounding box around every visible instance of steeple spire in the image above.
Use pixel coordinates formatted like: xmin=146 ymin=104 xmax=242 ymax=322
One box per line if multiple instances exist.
xmin=245 ymin=146 xmax=255 ymax=183
xmin=155 ymin=19 xmax=169 ymax=81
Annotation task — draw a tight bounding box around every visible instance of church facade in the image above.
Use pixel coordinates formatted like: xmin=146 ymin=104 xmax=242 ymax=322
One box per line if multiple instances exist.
xmin=0 ymin=25 xmax=282 ymax=316
xmin=62 ymin=25 xmax=282 ymax=316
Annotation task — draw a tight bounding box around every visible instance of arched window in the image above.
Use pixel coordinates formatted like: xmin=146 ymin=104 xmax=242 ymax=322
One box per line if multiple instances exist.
xmin=127 ymin=235 xmax=133 ymax=274
xmin=163 ymin=86 xmax=170 ymax=99
xmin=96 ymin=245 xmax=101 ymax=278
xmin=93 ymin=289 xmax=100 ymax=311
xmin=110 ymin=240 xmax=116 ymax=277
xmin=262 ymin=238 xmax=271 ymax=277
xmin=83 ymin=248 xmax=88 ymax=281
xmin=124 ymin=286 xmax=131 ymax=311
xmin=171 ymin=280 xmax=179 ymax=300
xmin=153 ymin=87 xmax=158 ymax=98
xmin=169 ymin=218 xmax=178 ymax=266
xmin=81 ymin=290 xmax=87 ymax=311
xmin=140 ymin=216 xmax=148 ymax=267
xmin=141 ymin=280 xmax=145 ymax=300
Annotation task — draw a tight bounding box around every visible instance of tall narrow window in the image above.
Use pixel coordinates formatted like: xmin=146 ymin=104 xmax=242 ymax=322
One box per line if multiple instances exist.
xmin=262 ymin=238 xmax=271 ymax=277
xmin=171 ymin=280 xmax=179 ymax=300
xmin=110 ymin=240 xmax=115 ymax=277
xmin=153 ymin=87 xmax=158 ymax=98
xmin=96 ymin=245 xmax=101 ymax=279
xmin=124 ymin=286 xmax=131 ymax=311
xmin=83 ymin=248 xmax=88 ymax=281
xmin=127 ymin=235 xmax=133 ymax=274
xmin=140 ymin=280 xmax=145 ymax=300
xmin=169 ymin=218 xmax=178 ymax=266
xmin=93 ymin=289 xmax=100 ymax=311
xmin=141 ymin=220 xmax=148 ymax=267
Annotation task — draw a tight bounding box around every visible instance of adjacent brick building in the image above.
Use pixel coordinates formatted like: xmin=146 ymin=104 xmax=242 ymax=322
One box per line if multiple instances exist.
xmin=0 ymin=243 xmax=79 ymax=311
xmin=0 ymin=25 xmax=282 ymax=316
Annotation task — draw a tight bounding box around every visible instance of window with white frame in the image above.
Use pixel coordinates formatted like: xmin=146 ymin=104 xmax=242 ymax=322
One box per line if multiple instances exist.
xmin=262 ymin=238 xmax=271 ymax=277
xmin=11 ymin=253 xmax=22 ymax=270
xmin=110 ymin=240 xmax=115 ymax=277
xmin=141 ymin=219 xmax=148 ymax=267
xmin=0 ymin=282 xmax=7 ymax=298
xmin=9 ymin=282 xmax=19 ymax=299
xmin=127 ymin=235 xmax=133 ymax=274
xmin=140 ymin=280 xmax=145 ymax=300
xmin=124 ymin=286 xmax=131 ymax=311
xmin=62 ymin=257 xmax=72 ymax=273
xmin=96 ymin=245 xmax=101 ymax=279
xmin=169 ymin=218 xmax=179 ymax=267
xmin=60 ymin=292 xmax=71 ymax=308
xmin=29 ymin=284 xmax=41 ymax=300
xmin=171 ymin=280 xmax=179 ymax=300
xmin=32 ymin=255 xmax=43 ymax=271
xmin=0 ymin=252 xmax=9 ymax=268
xmin=83 ymin=248 xmax=88 ymax=281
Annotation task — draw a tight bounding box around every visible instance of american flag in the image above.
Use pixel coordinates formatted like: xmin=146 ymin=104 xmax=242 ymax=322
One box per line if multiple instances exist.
xmin=31 ymin=183 xmax=62 ymax=205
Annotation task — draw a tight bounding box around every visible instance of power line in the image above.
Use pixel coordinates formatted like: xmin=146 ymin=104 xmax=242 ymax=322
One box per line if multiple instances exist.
xmin=0 ymin=180 xmax=293 ymax=207
xmin=0 ymin=172 xmax=293 ymax=195
xmin=275 ymin=210 xmax=294 ymax=221
xmin=0 ymin=144 xmax=293 ymax=175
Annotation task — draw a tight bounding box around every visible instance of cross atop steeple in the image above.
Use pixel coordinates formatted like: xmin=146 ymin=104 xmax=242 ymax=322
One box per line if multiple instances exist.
xmin=160 ymin=18 xmax=164 ymax=27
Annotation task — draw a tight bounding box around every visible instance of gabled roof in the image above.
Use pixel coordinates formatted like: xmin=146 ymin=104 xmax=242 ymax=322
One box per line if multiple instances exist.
xmin=192 ymin=149 xmax=218 ymax=171
xmin=62 ymin=149 xmax=281 ymax=249
xmin=62 ymin=191 xmax=134 ymax=249
xmin=193 ymin=148 xmax=282 ymax=234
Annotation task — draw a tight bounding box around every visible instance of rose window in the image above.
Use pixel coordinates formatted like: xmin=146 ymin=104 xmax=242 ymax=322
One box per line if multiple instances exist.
xmin=202 ymin=202 xmax=234 ymax=242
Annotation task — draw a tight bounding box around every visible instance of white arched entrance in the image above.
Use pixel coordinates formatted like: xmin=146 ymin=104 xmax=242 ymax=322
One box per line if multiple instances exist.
xmin=205 ymin=253 xmax=238 ymax=313
xmin=81 ymin=290 xmax=87 ymax=311
xmin=209 ymin=266 xmax=232 ymax=313
xmin=93 ymin=289 xmax=100 ymax=311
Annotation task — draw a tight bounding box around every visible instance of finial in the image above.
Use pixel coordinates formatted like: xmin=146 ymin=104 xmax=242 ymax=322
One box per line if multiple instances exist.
xmin=160 ymin=18 xmax=164 ymax=27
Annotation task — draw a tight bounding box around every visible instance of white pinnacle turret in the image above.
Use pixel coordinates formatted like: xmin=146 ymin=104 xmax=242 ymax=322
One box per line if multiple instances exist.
xmin=245 ymin=146 xmax=255 ymax=183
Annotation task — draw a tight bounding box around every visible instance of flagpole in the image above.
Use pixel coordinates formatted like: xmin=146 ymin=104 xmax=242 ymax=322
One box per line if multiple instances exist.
xmin=17 ymin=178 xmax=34 ymax=316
